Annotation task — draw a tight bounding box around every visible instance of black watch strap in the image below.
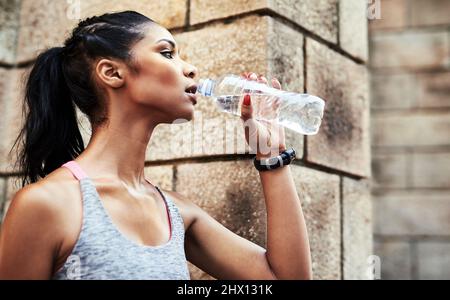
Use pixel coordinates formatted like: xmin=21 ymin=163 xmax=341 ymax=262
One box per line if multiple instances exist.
xmin=253 ymin=148 xmax=296 ymax=171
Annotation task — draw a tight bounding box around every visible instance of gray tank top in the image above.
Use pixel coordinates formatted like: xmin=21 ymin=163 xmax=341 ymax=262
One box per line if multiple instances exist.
xmin=51 ymin=161 xmax=190 ymax=280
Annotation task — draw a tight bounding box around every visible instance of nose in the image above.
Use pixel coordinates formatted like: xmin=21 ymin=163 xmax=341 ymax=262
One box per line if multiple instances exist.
xmin=184 ymin=63 xmax=198 ymax=79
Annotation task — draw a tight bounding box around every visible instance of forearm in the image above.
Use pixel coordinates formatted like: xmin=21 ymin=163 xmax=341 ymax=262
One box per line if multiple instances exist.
xmin=259 ymin=165 xmax=312 ymax=279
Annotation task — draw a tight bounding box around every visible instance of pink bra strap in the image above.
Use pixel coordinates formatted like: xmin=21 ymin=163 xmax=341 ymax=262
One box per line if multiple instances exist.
xmin=62 ymin=161 xmax=89 ymax=180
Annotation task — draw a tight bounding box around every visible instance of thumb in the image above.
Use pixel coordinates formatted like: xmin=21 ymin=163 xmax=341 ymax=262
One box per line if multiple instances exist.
xmin=240 ymin=94 xmax=253 ymax=121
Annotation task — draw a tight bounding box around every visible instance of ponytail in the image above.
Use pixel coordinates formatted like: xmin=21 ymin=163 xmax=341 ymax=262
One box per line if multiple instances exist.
xmin=14 ymin=47 xmax=84 ymax=186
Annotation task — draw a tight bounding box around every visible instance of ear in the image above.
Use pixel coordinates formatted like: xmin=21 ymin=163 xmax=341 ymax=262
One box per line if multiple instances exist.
xmin=95 ymin=58 xmax=125 ymax=89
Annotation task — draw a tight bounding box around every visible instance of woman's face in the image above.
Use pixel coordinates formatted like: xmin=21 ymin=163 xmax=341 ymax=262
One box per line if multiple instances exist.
xmin=121 ymin=24 xmax=199 ymax=124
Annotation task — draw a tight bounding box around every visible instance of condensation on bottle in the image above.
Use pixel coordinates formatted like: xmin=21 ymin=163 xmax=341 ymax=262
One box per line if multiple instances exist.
xmin=196 ymin=74 xmax=325 ymax=135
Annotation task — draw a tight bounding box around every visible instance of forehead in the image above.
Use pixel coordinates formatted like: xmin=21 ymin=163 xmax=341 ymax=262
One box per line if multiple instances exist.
xmin=140 ymin=24 xmax=177 ymax=47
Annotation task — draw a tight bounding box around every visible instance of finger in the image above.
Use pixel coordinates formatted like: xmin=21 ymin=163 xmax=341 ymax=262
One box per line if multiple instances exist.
xmin=240 ymin=94 xmax=253 ymax=121
xmin=242 ymin=118 xmax=260 ymax=154
xmin=274 ymin=99 xmax=281 ymax=118
xmin=257 ymin=74 xmax=268 ymax=85
xmin=249 ymin=72 xmax=258 ymax=81
xmin=241 ymin=72 xmax=250 ymax=79
xmin=261 ymin=96 xmax=280 ymax=120
xmin=271 ymin=78 xmax=282 ymax=90
xmin=255 ymin=75 xmax=267 ymax=95
xmin=240 ymin=94 xmax=259 ymax=152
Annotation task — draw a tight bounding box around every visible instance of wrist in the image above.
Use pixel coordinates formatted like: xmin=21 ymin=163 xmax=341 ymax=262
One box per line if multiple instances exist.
xmin=255 ymin=153 xmax=272 ymax=160
xmin=255 ymin=145 xmax=287 ymax=160
xmin=253 ymin=147 xmax=296 ymax=172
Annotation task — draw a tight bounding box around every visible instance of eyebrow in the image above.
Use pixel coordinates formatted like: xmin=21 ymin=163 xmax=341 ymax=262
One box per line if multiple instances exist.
xmin=156 ymin=39 xmax=176 ymax=48
xmin=156 ymin=38 xmax=180 ymax=54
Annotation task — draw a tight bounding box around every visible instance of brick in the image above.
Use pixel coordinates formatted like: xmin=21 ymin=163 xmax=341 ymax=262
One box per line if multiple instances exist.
xmin=0 ymin=0 xmax=21 ymax=64
xmin=342 ymin=178 xmax=373 ymax=280
xmin=371 ymin=112 xmax=450 ymax=147
xmin=371 ymin=153 xmax=408 ymax=189
xmin=291 ymin=167 xmax=341 ymax=280
xmin=371 ymin=71 xmax=450 ymax=110
xmin=339 ymin=0 xmax=369 ymax=61
xmin=176 ymin=160 xmax=267 ymax=247
xmin=1 ymin=197 xmax=11 ymax=226
xmin=266 ymin=17 xmax=305 ymax=95
xmin=144 ymin=165 xmax=174 ymax=191
xmin=410 ymin=0 xmax=450 ymax=27
xmin=79 ymin=0 xmax=187 ymax=29
xmin=0 ymin=28 xmax=18 ymax=64
xmin=175 ymin=160 xmax=268 ymax=279
xmin=76 ymin=108 xmax=92 ymax=147
xmin=417 ymin=242 xmax=450 ymax=280
xmin=416 ymin=72 xmax=450 ymax=108
xmin=16 ymin=0 xmax=187 ymax=63
xmin=271 ymin=0 xmax=339 ymax=44
xmin=370 ymin=72 xmax=418 ymax=110
xmin=1 ymin=176 xmax=22 ymax=223
xmin=146 ymin=16 xmax=304 ymax=162
xmin=16 ymin=0 xmax=77 ymax=64
xmin=369 ymin=0 xmax=407 ymax=30
xmin=306 ymin=38 xmax=370 ymax=177
xmin=190 ymin=0 xmax=267 ymax=24
xmin=412 ymin=152 xmax=450 ymax=188
xmin=370 ymin=30 xmax=450 ymax=70
xmin=190 ymin=0 xmax=338 ymax=43
xmin=6 ymin=176 xmax=21 ymax=205
xmin=0 ymin=68 xmax=29 ymax=174
xmin=373 ymin=191 xmax=450 ymax=236
xmin=176 ymin=162 xmax=340 ymax=279
xmin=373 ymin=240 xmax=411 ymax=280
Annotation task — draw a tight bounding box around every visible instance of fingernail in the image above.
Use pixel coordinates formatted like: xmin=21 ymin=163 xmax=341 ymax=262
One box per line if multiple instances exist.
xmin=243 ymin=94 xmax=251 ymax=106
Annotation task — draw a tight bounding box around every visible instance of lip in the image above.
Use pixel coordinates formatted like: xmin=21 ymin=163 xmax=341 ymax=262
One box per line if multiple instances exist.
xmin=185 ymin=92 xmax=197 ymax=105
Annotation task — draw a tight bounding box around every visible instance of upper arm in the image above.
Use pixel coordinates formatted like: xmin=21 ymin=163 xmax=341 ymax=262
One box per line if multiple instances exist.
xmin=0 ymin=185 xmax=64 ymax=279
xmin=169 ymin=191 xmax=276 ymax=280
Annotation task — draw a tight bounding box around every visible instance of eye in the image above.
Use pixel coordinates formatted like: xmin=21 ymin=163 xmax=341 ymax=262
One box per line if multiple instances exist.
xmin=161 ymin=51 xmax=174 ymax=59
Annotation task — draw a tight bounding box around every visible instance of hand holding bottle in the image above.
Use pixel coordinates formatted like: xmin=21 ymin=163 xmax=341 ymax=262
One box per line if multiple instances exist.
xmin=240 ymin=72 xmax=286 ymax=159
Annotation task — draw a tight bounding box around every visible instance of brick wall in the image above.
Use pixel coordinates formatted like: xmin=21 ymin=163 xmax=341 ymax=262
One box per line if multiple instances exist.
xmin=0 ymin=0 xmax=371 ymax=280
xmin=370 ymin=0 xmax=450 ymax=279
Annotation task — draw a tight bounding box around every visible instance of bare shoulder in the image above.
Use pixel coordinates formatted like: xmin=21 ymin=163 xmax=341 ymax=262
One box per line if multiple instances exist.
xmin=160 ymin=189 xmax=201 ymax=230
xmin=9 ymin=168 xmax=80 ymax=215
xmin=0 ymin=168 xmax=81 ymax=279
xmin=4 ymin=167 xmax=82 ymax=242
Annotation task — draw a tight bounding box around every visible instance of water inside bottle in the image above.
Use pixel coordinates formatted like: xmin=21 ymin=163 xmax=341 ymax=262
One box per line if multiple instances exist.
xmin=214 ymin=93 xmax=324 ymax=135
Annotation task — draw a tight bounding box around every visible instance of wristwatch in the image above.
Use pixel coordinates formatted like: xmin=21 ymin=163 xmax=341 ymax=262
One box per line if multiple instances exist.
xmin=253 ymin=148 xmax=296 ymax=171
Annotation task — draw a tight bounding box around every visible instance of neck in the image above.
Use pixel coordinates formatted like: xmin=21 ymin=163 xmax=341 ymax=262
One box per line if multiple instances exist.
xmin=76 ymin=114 xmax=157 ymax=188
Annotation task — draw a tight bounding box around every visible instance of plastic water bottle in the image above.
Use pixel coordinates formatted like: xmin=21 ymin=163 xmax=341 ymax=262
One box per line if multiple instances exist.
xmin=197 ymin=74 xmax=325 ymax=135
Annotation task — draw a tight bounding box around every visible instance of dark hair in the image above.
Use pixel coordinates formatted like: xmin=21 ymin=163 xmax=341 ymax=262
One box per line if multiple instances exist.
xmin=12 ymin=11 xmax=155 ymax=186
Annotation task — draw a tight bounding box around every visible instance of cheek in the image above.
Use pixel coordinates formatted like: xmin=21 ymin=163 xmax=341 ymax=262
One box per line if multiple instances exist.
xmin=129 ymin=60 xmax=182 ymax=105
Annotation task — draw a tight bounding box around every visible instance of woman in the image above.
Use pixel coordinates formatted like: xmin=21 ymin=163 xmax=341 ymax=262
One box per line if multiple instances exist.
xmin=0 ymin=11 xmax=312 ymax=280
